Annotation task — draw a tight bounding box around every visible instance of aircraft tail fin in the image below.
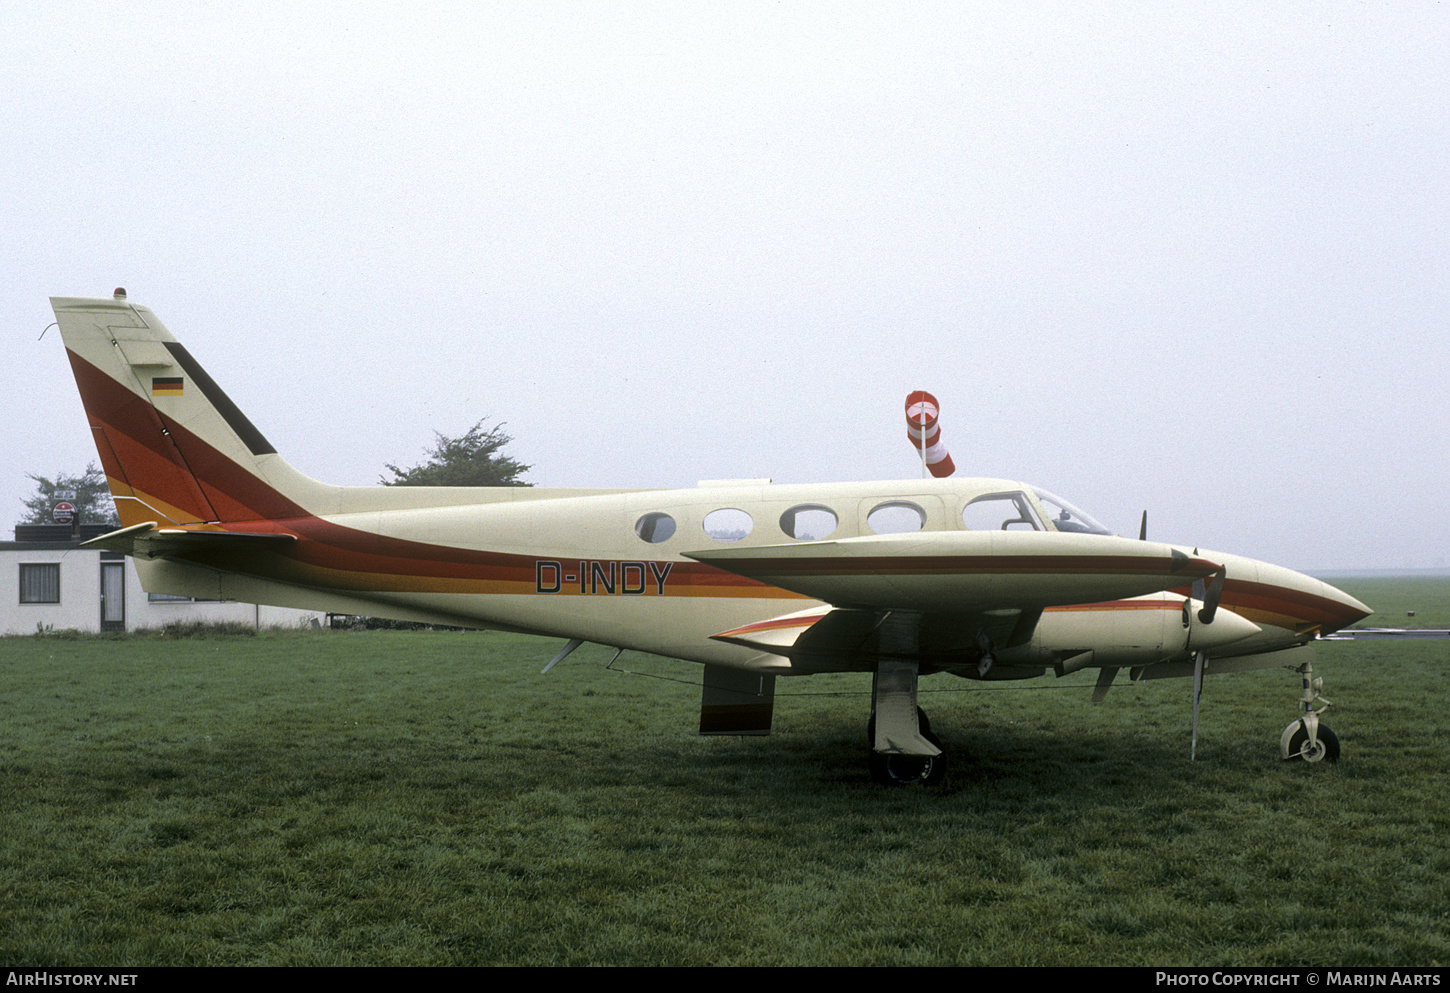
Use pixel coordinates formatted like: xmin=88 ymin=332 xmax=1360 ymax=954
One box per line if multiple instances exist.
xmin=51 ymin=292 xmax=332 ymax=528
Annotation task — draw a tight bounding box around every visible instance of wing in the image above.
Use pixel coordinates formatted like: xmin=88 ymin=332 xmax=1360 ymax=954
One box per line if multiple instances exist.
xmin=687 ymin=530 xmax=1225 ymax=674
xmin=684 ymin=530 xmax=1221 ymax=612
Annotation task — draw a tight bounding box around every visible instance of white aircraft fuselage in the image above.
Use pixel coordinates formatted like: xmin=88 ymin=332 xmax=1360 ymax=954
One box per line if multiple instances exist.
xmin=50 ymin=293 xmax=1371 ymax=782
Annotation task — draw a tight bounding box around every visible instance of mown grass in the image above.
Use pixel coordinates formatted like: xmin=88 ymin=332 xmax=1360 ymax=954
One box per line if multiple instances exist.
xmin=1319 ymin=574 xmax=1450 ymax=629
xmin=1 ymin=624 xmax=1446 ymax=966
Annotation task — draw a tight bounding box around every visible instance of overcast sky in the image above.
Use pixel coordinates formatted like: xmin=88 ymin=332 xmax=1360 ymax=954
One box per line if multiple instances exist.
xmin=5 ymin=2 xmax=1447 ymax=572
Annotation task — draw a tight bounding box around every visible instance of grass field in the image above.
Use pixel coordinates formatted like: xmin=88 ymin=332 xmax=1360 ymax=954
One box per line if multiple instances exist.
xmin=2 ymin=607 xmax=1447 ymax=965
xmin=1317 ymin=574 xmax=1450 ymax=629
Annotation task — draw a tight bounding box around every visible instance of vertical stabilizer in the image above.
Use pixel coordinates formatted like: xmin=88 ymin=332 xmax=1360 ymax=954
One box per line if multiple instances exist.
xmin=52 ymin=294 xmax=333 ymax=527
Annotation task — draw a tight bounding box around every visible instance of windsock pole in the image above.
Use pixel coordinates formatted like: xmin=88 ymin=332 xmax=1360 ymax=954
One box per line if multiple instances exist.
xmin=918 ymin=409 xmax=928 ymax=478
xmin=904 ymin=390 xmax=956 ymax=478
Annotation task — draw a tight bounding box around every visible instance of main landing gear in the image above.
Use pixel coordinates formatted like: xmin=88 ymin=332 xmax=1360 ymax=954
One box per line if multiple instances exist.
xmin=867 ymin=656 xmax=946 ymax=786
xmin=1281 ymin=657 xmax=1340 ymax=763
xmin=867 ymin=706 xmax=946 ymax=786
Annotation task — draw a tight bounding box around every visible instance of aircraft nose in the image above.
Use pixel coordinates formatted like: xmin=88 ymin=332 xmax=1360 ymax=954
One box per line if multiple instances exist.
xmin=1221 ymin=555 xmax=1373 ymax=637
xmin=1317 ymin=578 xmax=1372 ymax=634
xmin=1274 ymin=565 xmax=1372 ymax=635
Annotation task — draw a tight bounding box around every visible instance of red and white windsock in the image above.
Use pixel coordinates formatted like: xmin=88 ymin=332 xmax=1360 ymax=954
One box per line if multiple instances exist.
xmin=905 ymin=390 xmax=956 ymax=478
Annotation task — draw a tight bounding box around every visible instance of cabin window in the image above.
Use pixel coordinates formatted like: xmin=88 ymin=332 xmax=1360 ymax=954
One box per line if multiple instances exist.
xmin=635 ymin=512 xmax=677 ymax=544
xmin=19 ymin=563 xmax=60 ymax=604
xmin=703 ymin=508 xmax=753 ymax=542
xmin=867 ymin=501 xmax=926 ymax=534
xmin=780 ymin=505 xmax=838 ymax=541
xmin=962 ymin=492 xmax=1042 ymax=531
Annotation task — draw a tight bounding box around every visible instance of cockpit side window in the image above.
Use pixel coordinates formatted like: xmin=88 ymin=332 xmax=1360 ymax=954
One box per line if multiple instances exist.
xmin=962 ymin=492 xmax=1042 ymax=531
xmin=1033 ymin=488 xmax=1114 ymax=535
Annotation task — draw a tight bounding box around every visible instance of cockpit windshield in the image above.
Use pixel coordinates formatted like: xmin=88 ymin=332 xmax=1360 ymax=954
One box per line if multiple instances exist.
xmin=1033 ymin=488 xmax=1114 ymax=536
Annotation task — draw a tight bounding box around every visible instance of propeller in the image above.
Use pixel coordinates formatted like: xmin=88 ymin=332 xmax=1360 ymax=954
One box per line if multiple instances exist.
xmin=1186 ymin=565 xmax=1227 ymax=758
xmin=1192 ymin=566 xmax=1227 ymax=624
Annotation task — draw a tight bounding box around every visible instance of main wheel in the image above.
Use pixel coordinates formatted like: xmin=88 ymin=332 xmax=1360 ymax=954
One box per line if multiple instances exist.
xmin=868 ymin=729 xmax=946 ymax=786
xmin=1284 ymin=722 xmax=1340 ymax=763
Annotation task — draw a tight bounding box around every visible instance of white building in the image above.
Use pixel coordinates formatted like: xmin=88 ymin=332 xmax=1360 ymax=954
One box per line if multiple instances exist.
xmin=3 ymin=525 xmax=322 ymax=635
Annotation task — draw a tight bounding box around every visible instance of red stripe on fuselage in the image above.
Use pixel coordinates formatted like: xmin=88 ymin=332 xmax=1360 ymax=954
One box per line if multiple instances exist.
xmin=174 ymin=516 xmax=782 ymax=596
xmin=1043 ymin=599 xmax=1177 ymax=613
xmin=1170 ymin=580 xmax=1362 ymax=633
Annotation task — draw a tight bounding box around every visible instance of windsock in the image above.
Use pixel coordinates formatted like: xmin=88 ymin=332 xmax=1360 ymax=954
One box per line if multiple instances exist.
xmin=905 ymin=390 xmax=956 ymax=478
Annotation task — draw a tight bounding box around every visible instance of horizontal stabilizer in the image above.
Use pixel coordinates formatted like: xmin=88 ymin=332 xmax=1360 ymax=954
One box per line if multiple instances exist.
xmin=81 ymin=522 xmax=297 ymax=558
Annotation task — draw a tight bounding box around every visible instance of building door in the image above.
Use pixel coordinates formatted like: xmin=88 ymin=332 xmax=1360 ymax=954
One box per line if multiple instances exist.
xmin=100 ymin=561 xmax=125 ymax=632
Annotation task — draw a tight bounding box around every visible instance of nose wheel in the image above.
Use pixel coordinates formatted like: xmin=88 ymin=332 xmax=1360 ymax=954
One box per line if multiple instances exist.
xmin=1282 ymin=718 xmax=1340 ymax=763
xmin=1281 ymin=658 xmax=1339 ymax=763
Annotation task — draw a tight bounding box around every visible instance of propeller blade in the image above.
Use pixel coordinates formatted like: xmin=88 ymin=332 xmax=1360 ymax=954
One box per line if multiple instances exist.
xmin=1139 ymin=510 xmax=1147 ymax=541
xmin=1197 ymin=567 xmax=1227 ymax=624
xmin=1191 ymin=649 xmax=1206 ymax=760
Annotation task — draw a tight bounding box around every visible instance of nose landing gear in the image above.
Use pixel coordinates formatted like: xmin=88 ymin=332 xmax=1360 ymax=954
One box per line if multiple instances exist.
xmin=1281 ymin=658 xmax=1339 ymax=763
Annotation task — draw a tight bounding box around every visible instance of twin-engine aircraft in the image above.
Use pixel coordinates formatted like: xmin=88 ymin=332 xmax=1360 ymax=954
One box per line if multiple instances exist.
xmin=51 ymin=292 xmax=1370 ymax=784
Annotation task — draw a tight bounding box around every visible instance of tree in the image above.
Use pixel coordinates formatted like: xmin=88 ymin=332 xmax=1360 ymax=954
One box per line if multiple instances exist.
xmin=381 ymin=420 xmax=531 ymax=487
xmin=19 ymin=463 xmax=121 ymax=527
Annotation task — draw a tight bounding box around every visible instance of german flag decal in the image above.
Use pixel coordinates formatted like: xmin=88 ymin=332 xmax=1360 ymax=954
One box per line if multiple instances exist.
xmin=151 ymin=376 xmax=183 ymax=397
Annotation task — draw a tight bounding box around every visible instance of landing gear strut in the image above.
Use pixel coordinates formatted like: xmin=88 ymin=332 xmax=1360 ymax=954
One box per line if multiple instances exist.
xmin=1280 ymin=657 xmax=1339 ymax=763
xmin=868 ymin=650 xmax=946 ymax=786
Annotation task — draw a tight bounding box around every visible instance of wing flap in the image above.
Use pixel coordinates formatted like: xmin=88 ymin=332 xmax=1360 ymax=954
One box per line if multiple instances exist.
xmin=711 ymin=602 xmax=1047 ymax=674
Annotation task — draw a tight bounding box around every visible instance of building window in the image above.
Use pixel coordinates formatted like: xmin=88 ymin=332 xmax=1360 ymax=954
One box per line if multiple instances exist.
xmin=19 ymin=563 xmax=60 ymax=604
